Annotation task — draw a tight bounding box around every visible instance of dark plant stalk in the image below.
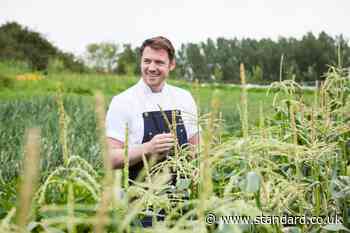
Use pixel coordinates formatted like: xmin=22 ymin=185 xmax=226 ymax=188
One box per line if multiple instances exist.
xmin=123 ymin=123 xmax=129 ymax=190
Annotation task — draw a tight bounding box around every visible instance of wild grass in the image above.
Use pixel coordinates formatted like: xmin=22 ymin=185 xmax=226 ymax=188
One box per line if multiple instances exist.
xmin=0 ymin=71 xmax=287 ymax=182
xmin=1 ymin=61 xmax=347 ymax=232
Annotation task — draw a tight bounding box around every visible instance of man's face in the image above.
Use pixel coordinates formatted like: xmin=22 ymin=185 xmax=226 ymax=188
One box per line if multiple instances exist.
xmin=141 ymin=46 xmax=175 ymax=92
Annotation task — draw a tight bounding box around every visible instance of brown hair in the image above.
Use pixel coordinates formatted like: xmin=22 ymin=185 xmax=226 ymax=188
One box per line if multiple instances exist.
xmin=140 ymin=36 xmax=175 ymax=61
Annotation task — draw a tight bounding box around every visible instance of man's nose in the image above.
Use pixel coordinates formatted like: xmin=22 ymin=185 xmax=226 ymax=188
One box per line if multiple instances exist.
xmin=148 ymin=62 xmax=156 ymax=71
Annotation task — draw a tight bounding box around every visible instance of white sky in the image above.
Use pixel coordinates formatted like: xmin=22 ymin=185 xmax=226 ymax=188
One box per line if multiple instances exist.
xmin=1 ymin=0 xmax=349 ymax=56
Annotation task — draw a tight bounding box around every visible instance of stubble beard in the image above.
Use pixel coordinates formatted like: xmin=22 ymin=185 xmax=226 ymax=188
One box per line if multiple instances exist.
xmin=143 ymin=74 xmax=165 ymax=92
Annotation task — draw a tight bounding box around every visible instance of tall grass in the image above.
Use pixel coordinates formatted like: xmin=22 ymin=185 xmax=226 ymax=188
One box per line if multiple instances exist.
xmin=0 ymin=63 xmax=348 ymax=232
xmin=16 ymin=128 xmax=41 ymax=230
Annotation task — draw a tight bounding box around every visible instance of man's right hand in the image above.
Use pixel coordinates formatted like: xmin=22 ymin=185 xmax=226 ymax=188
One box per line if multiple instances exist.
xmin=144 ymin=133 xmax=175 ymax=154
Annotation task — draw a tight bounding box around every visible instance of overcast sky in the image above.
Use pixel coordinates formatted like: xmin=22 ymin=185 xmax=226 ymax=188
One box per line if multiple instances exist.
xmin=1 ymin=0 xmax=349 ymax=56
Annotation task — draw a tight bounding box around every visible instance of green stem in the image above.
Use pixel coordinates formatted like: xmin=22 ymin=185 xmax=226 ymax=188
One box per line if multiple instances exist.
xmin=255 ymin=190 xmax=261 ymax=209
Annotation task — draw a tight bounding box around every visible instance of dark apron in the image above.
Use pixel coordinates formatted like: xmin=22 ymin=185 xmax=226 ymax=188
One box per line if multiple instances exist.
xmin=131 ymin=109 xmax=188 ymax=228
xmin=129 ymin=109 xmax=188 ymax=181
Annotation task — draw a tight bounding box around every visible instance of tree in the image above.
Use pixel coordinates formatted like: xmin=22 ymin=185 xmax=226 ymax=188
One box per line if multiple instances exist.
xmin=0 ymin=22 xmax=58 ymax=70
xmin=251 ymin=65 xmax=263 ymax=83
xmin=185 ymin=43 xmax=210 ymax=81
xmin=335 ymin=34 xmax=350 ymax=68
xmin=218 ymin=38 xmax=240 ymax=82
xmin=86 ymin=42 xmax=119 ymax=72
xmin=115 ymin=44 xmax=138 ymax=75
xmin=0 ymin=21 xmax=87 ymax=72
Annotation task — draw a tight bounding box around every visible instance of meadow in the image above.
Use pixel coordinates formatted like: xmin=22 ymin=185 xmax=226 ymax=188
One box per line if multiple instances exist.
xmin=0 ymin=61 xmax=349 ymax=233
xmin=0 ymin=61 xmax=283 ymax=181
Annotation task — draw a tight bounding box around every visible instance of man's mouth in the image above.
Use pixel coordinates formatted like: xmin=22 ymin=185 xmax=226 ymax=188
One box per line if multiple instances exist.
xmin=148 ymin=74 xmax=160 ymax=77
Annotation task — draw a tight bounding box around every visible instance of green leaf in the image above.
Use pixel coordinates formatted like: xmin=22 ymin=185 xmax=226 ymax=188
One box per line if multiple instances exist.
xmin=322 ymin=223 xmax=350 ymax=232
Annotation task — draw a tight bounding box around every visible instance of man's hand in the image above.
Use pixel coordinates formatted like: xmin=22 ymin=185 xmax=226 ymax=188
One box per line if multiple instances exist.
xmin=144 ymin=133 xmax=174 ymax=154
xmin=108 ymin=133 xmax=174 ymax=169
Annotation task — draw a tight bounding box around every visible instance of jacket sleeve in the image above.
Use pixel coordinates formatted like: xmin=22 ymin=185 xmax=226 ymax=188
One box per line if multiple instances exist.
xmin=183 ymin=91 xmax=200 ymax=139
xmin=105 ymin=95 xmax=128 ymax=142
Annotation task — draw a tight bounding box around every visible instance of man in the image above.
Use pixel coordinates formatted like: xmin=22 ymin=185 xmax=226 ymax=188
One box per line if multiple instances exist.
xmin=106 ymin=36 xmax=199 ymax=181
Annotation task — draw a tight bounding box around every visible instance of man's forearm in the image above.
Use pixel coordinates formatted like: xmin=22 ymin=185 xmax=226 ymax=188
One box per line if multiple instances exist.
xmin=110 ymin=143 xmax=150 ymax=169
xmin=108 ymin=133 xmax=175 ymax=169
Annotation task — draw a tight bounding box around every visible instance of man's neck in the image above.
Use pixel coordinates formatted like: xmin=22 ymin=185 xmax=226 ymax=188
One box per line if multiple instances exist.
xmin=140 ymin=79 xmax=165 ymax=93
xmin=149 ymin=83 xmax=165 ymax=93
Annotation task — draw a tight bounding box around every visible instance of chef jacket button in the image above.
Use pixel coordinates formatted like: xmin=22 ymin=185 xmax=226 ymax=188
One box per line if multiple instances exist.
xmin=144 ymin=112 xmax=148 ymax=117
xmin=149 ymin=132 xmax=153 ymax=136
xmin=180 ymin=129 xmax=183 ymax=133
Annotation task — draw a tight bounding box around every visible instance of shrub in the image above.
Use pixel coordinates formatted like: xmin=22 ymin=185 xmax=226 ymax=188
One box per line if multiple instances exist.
xmin=0 ymin=74 xmax=14 ymax=89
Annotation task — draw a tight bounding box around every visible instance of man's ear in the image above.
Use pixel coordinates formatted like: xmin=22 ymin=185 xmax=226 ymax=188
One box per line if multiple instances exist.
xmin=169 ymin=59 xmax=176 ymax=71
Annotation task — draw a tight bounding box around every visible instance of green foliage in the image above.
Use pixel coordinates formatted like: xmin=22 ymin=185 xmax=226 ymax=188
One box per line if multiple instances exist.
xmin=0 ymin=22 xmax=87 ymax=72
xmin=86 ymin=42 xmax=119 ymax=73
xmin=36 ymin=156 xmax=101 ymax=205
xmin=0 ymin=173 xmax=17 ymax=219
xmin=213 ymin=64 xmax=223 ymax=81
xmin=251 ymin=65 xmax=263 ymax=83
xmin=0 ymin=60 xmax=31 ymax=75
xmin=57 ymin=52 xmax=86 ymax=73
xmin=2 ymin=63 xmax=348 ymax=233
xmin=184 ymin=43 xmax=211 ymax=81
xmin=47 ymin=58 xmax=66 ymax=73
xmin=115 ymin=44 xmax=138 ymax=75
xmin=0 ymin=22 xmax=57 ymax=70
xmin=0 ymin=95 xmax=102 ymax=181
xmin=0 ymin=74 xmax=14 ymax=89
xmin=176 ymin=32 xmax=350 ymax=83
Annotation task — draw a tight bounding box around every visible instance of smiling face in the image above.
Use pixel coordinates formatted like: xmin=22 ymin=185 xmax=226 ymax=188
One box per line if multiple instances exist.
xmin=141 ymin=46 xmax=176 ymax=92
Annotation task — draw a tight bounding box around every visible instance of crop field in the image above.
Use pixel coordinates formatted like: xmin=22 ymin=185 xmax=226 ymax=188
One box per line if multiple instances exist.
xmin=0 ymin=62 xmax=349 ymax=233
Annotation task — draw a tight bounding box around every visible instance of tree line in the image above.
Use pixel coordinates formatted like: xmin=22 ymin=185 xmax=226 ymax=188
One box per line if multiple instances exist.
xmin=77 ymin=33 xmax=350 ymax=83
xmin=176 ymin=34 xmax=350 ymax=83
xmin=0 ymin=22 xmax=85 ymax=72
xmin=1 ymin=21 xmax=349 ymax=83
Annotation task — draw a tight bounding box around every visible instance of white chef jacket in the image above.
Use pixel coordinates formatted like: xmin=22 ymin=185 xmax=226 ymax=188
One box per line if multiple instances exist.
xmin=106 ymin=79 xmax=199 ymax=146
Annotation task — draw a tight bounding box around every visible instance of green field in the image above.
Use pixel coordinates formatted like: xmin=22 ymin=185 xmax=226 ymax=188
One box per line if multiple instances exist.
xmin=0 ymin=64 xmax=286 ymax=180
xmin=1 ymin=62 xmax=349 ymax=233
